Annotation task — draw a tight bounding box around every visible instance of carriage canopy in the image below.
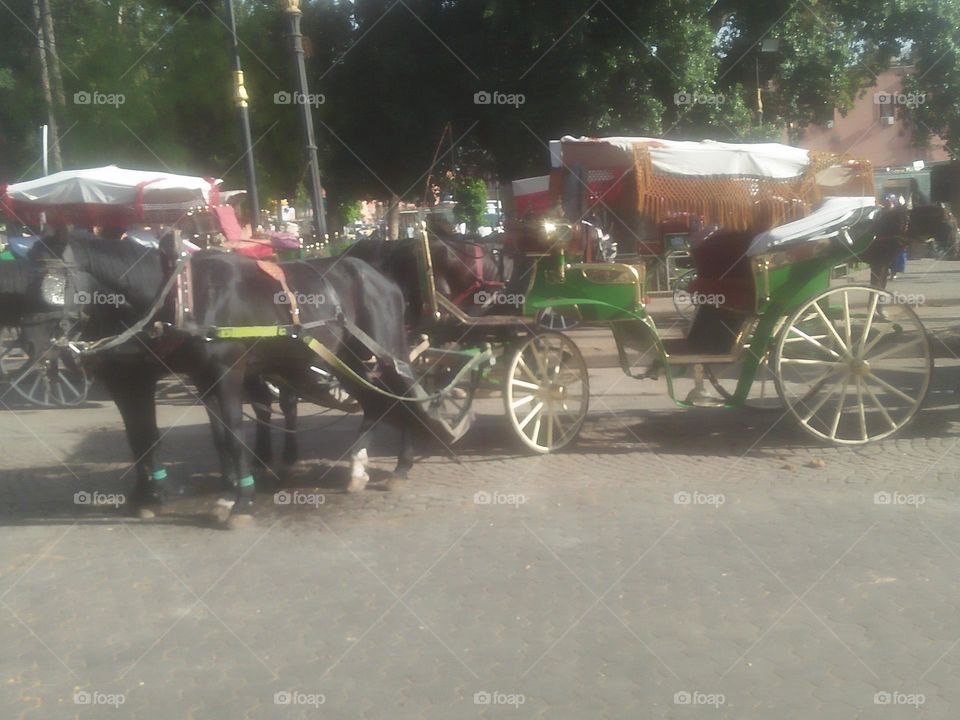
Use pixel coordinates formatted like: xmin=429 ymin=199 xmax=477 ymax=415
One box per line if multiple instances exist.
xmin=1 ymin=166 xmax=222 ymax=226
xmin=554 ymin=136 xmax=875 ymax=230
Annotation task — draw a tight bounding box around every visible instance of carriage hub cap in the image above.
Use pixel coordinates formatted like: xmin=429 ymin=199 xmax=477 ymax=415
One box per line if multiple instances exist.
xmin=850 ymin=358 xmax=870 ymax=376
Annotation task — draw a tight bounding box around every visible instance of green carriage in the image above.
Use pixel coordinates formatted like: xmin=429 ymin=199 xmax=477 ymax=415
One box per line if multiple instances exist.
xmin=424 ymin=138 xmax=931 ymax=451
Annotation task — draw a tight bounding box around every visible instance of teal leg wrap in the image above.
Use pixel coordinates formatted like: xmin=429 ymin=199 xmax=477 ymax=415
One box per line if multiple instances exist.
xmin=152 ymin=468 xmax=168 ymax=482
xmin=238 ymin=475 xmax=255 ymax=488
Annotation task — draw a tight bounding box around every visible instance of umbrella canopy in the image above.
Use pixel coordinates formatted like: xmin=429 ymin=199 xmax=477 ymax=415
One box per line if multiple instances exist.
xmin=1 ymin=166 xmax=222 ymax=227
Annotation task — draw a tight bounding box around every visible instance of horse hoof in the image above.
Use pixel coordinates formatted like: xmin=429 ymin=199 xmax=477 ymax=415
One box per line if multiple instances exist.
xmin=212 ymin=497 xmax=235 ymax=525
xmin=346 ymin=474 xmax=369 ymax=493
xmin=227 ymin=513 xmax=255 ymax=529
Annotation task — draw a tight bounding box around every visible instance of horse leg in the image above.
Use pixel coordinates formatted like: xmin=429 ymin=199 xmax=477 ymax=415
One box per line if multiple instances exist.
xmin=347 ymin=407 xmax=376 ymax=493
xmin=245 ymin=375 xmax=273 ymax=468
xmin=196 ymin=362 xmax=254 ymax=524
xmin=97 ymin=364 xmax=164 ymax=517
xmin=393 ymin=422 xmax=415 ymax=479
xmin=213 ymin=365 xmax=255 ymax=525
xmin=200 ymin=388 xmax=233 ymax=493
xmin=279 ymin=387 xmax=299 ymax=466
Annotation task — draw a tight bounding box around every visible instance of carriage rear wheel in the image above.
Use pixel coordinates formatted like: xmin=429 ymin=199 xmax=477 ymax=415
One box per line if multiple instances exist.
xmin=0 ymin=333 xmax=91 ymax=408
xmin=504 ymin=331 xmax=589 ymax=453
xmin=772 ymin=286 xmax=931 ymax=444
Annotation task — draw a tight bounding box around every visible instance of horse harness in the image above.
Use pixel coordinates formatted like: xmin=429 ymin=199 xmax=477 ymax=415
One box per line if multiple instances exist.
xmin=54 ymin=250 xmax=489 ymax=405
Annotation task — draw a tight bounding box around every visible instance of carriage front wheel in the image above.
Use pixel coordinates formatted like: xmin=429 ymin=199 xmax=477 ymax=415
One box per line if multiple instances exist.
xmin=503 ymin=331 xmax=589 ymax=453
xmin=772 ymin=285 xmax=931 ymax=445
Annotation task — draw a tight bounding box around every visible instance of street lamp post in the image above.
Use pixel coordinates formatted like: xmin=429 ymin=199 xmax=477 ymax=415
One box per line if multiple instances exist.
xmin=225 ymin=0 xmax=261 ymax=229
xmin=282 ymin=0 xmax=327 ymax=241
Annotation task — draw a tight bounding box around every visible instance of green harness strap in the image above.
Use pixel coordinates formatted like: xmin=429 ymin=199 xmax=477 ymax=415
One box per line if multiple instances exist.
xmin=304 ymin=337 xmax=490 ymax=403
xmin=211 ymin=326 xmax=293 ymax=339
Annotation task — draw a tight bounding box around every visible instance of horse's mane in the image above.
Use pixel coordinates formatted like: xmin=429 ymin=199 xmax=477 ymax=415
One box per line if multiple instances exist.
xmin=66 ymin=234 xmax=165 ymax=308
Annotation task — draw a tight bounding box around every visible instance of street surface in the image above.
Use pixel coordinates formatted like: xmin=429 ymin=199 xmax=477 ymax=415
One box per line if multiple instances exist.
xmin=3 ymin=260 xmax=960 ymax=718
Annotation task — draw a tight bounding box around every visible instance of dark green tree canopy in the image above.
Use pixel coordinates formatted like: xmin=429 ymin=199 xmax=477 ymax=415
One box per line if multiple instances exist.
xmin=1 ymin=0 xmax=957 ymax=208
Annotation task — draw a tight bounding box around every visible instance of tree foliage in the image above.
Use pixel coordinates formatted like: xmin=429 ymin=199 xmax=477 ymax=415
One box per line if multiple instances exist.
xmin=451 ymin=177 xmax=487 ymax=233
xmin=1 ymin=0 xmax=959 ymax=208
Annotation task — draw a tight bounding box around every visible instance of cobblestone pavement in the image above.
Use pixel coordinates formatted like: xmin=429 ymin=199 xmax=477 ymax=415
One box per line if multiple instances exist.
xmin=3 ymin=261 xmax=960 ymax=719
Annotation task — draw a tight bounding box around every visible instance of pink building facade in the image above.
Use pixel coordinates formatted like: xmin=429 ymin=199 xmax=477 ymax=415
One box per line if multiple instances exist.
xmin=793 ymin=66 xmax=949 ymax=168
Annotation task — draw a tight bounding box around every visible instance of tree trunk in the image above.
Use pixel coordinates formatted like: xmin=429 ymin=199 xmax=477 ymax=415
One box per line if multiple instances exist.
xmin=31 ymin=0 xmax=62 ymax=172
xmin=38 ymin=0 xmax=66 ymax=113
xmin=387 ymin=193 xmax=400 ymax=241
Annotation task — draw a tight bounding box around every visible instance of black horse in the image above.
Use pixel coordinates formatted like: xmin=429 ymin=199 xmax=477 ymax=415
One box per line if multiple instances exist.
xmin=44 ymin=235 xmax=440 ymax=526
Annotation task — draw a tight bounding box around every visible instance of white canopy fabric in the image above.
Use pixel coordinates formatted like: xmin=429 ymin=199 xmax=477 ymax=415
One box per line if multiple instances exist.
xmin=511 ymin=176 xmax=550 ymax=196
xmin=4 ymin=166 xmax=220 ymax=208
xmin=560 ymin=136 xmax=812 ymax=179
xmin=747 ymin=196 xmax=879 ymax=256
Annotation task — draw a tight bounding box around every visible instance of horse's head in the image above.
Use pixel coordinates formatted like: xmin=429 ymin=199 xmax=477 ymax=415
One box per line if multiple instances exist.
xmin=34 ymin=232 xmax=169 ymax=342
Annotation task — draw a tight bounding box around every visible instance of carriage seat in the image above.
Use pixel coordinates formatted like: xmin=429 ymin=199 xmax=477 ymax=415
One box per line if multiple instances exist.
xmin=687 ymin=227 xmax=756 ymax=313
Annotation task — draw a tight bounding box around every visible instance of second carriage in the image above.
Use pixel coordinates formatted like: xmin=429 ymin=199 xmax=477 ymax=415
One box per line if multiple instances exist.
xmin=414 ymin=137 xmax=931 ymax=451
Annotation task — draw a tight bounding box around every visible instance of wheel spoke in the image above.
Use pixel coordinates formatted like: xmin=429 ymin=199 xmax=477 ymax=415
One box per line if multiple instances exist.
xmin=546 ymin=406 xmax=555 ymax=447
xmin=856 ymin=292 xmax=880 ymax=355
xmin=856 ymin=377 xmax=867 ymax=442
xmin=27 ymin=372 xmax=43 ymax=400
xmin=813 ymin=300 xmax=849 ymax=356
xmin=864 ymin=337 xmax=926 ymax=364
xmin=517 ymin=356 xmax=540 ymax=384
xmin=59 ymin=372 xmax=80 ymax=400
xmin=801 ymin=374 xmax=846 ymax=423
xmin=529 ymin=415 xmax=542 ymax=444
xmin=842 ymin=292 xmax=852 ymax=348
xmin=511 ymin=394 xmax=535 ymax=410
xmin=512 ymin=378 xmax=539 ymax=391
xmin=861 ymin=379 xmax=898 ymax=430
xmin=788 ymin=326 xmax=842 ymax=360
xmin=518 ymin=401 xmax=544 ymax=431
xmin=779 ymin=358 xmax=837 ymax=366
xmin=864 ymin=372 xmax=920 ymax=406
xmin=528 ymin=342 xmax=546 ymax=375
xmin=829 ymin=376 xmax=850 ymax=440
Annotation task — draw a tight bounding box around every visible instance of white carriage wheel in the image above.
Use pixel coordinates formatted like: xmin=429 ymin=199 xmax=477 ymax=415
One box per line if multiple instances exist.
xmin=773 ymin=285 xmax=931 ymax=445
xmin=503 ymin=331 xmax=589 ymax=453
